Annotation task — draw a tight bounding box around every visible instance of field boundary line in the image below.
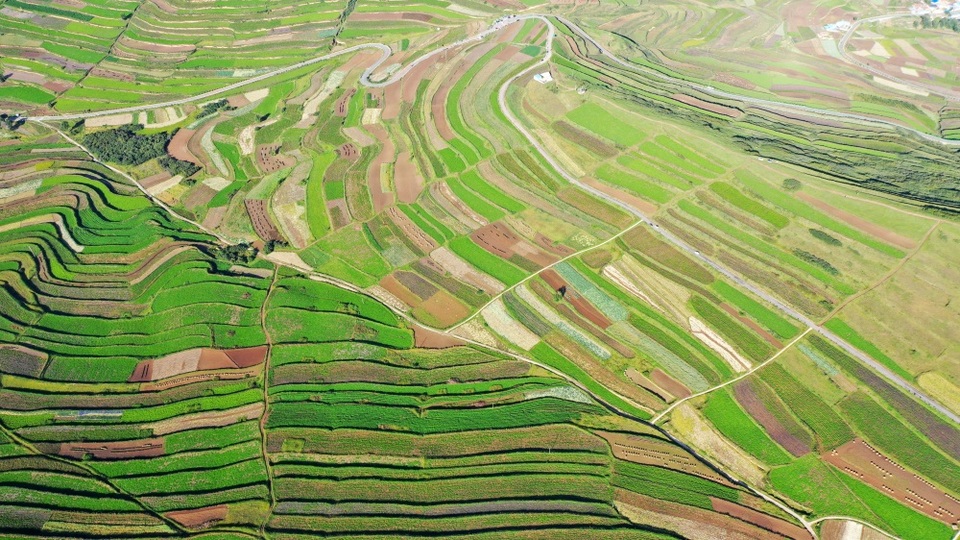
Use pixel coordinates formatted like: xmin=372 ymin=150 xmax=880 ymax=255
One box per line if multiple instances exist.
xmin=447 ymin=220 xmax=644 ymax=332
xmin=258 ymin=267 xmax=280 ymax=537
xmin=820 ymin=221 xmax=939 ymax=324
xmin=650 ymin=327 xmax=812 ymax=424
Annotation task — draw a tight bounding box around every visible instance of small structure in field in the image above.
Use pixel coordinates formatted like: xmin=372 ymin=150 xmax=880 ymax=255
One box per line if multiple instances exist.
xmin=533 ymin=71 xmax=553 ymax=84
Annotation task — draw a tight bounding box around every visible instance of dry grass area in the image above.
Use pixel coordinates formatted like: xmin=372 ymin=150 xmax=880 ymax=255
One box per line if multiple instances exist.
xmin=669 ymin=403 xmax=766 ymax=486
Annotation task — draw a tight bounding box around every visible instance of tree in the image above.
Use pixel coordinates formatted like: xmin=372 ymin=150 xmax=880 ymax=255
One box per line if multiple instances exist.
xmin=782 ymin=178 xmax=801 ymax=191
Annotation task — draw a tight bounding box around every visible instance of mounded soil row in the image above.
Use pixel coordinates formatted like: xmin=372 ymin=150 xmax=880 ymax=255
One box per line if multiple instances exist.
xmin=651 ymin=369 xmax=692 ymax=399
xmin=59 ymin=437 xmax=165 ymax=460
xmin=710 ymin=497 xmax=813 ymax=540
xmin=412 ymin=324 xmax=464 ymax=348
xmin=165 ymin=505 xmax=228 ymax=529
xmin=733 ymin=380 xmax=810 ymax=457
xmin=596 ymin=431 xmax=729 ymax=486
xmin=245 ymin=199 xmax=284 ymax=242
xmin=823 ymin=438 xmax=960 ymax=526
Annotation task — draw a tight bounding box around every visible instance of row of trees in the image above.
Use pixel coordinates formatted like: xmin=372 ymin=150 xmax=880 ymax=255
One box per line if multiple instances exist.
xmin=916 ymin=15 xmax=960 ymax=32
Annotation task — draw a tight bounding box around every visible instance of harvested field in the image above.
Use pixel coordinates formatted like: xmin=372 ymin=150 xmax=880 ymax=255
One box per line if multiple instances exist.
xmin=165 ymin=505 xmax=228 ymax=529
xmin=335 ymin=88 xmax=356 ymax=117
xmin=412 ymin=325 xmax=464 ymax=348
xmin=380 ymin=273 xmax=421 ymax=308
xmin=150 ymin=403 xmax=264 ymax=436
xmin=365 ymin=124 xmax=395 ymax=212
xmin=598 ymin=431 xmax=729 ymax=484
xmin=420 ymin=290 xmax=470 ymax=327
xmin=59 ymin=438 xmax=165 ymax=460
xmin=387 ymin=206 xmax=437 ymax=253
xmin=553 ymin=121 xmax=617 ymax=157
xmin=140 ymin=172 xmax=172 ymax=191
xmin=482 ymin=299 xmax=541 ymax=350
xmin=689 ymin=317 xmax=751 ymax=372
xmin=582 ymin=177 xmax=657 ymax=214
xmin=602 ymin=264 xmax=663 ymax=312
xmin=431 ymin=247 xmax=505 ymax=295
xmin=796 ymin=192 xmax=915 ymax=250
xmin=395 ymin=151 xmax=423 ymax=203
xmin=85 ymin=113 xmax=133 ymax=128
xmin=671 ymin=94 xmax=742 ymax=118
xmin=670 ymin=404 xmax=766 ymax=486
xmin=823 ymin=439 xmax=960 ymax=526
xmin=733 ymin=381 xmax=810 ymax=457
xmin=472 ymin=222 xmax=556 ymax=268
xmin=256 ymin=144 xmax=294 ymax=174
xmin=433 ymin=182 xmax=484 ymax=228
xmin=129 ymin=346 xmax=268 ymax=382
xmin=535 ymin=233 xmax=575 ymax=257
xmin=625 ymin=368 xmax=674 ymax=402
xmin=651 ymin=369 xmax=691 ymax=399
xmin=336 ymin=143 xmax=359 ymax=160
xmin=245 ymin=199 xmax=284 ymax=242
xmin=395 ymin=270 xmax=437 ymax=299
xmin=615 ymin=490 xmax=783 ymax=540
xmin=710 ymin=497 xmax=812 ymax=539
xmin=401 ymin=51 xmax=440 ymax=104
xmin=343 ymin=126 xmax=374 ymax=147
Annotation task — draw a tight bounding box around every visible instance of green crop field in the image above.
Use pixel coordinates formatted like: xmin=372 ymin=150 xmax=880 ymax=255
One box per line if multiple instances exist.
xmin=0 ymin=2 xmax=957 ymax=539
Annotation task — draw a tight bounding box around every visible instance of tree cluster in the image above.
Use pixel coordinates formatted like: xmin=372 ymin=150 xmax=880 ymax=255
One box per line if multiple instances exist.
xmin=916 ymin=15 xmax=960 ymax=32
xmin=212 ymin=242 xmax=258 ymax=264
xmin=83 ymin=124 xmax=170 ymax=165
xmin=0 ymin=113 xmax=25 ymax=131
xmin=197 ymin=99 xmax=232 ymax=118
xmin=158 ymin=155 xmax=200 ymax=177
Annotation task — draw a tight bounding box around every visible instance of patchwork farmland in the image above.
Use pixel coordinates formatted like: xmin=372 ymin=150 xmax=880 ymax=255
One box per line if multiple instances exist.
xmin=0 ymin=0 xmax=958 ymax=538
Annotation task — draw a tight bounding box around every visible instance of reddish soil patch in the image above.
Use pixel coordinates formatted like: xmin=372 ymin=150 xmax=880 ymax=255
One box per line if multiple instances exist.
xmin=183 ymin=185 xmax=216 ymax=210
xmin=671 ymin=93 xmax=742 ymax=118
xmin=380 ymin=274 xmax=420 ymax=308
xmin=168 ymin=128 xmax=201 ymax=165
xmin=711 ymin=497 xmax=813 ymax=539
xmin=166 ymin=505 xmax=228 ymax=529
xmin=494 ymin=44 xmax=520 ymax=62
xmin=387 ymin=206 xmax=437 ymax=253
xmin=733 ymin=380 xmax=810 ymax=457
xmin=89 ymin=67 xmax=134 ymax=82
xmin=394 ymin=151 xmax=423 ymax=203
xmin=539 ymin=268 xmax=567 ymax=290
xmin=256 ymin=144 xmax=294 ymax=173
xmin=42 ymin=81 xmax=72 ymax=93
xmin=539 ymin=268 xmax=610 ymax=329
xmin=535 ymin=233 xmax=574 ymax=257
xmin=582 ymin=177 xmax=657 ymax=215
xmin=421 ymin=290 xmax=470 ymax=327
xmin=130 ymin=346 xmax=267 ymax=383
xmin=824 ymin=439 xmax=960 ymax=526
xmin=720 ymin=303 xmax=782 ymax=348
xmin=401 ymin=53 xmax=440 ymax=104
xmin=334 ymin=88 xmax=356 ymax=117
xmin=244 ymin=199 xmax=284 ymax=242
xmin=150 ymin=0 xmax=177 ymax=13
xmin=413 ymin=324 xmax=464 ymax=348
xmin=364 ymin=124 xmax=395 ymax=212
xmin=650 ymin=369 xmax=692 ymax=399
xmin=712 ymin=73 xmax=757 ymax=90
xmin=59 ymin=438 xmax=165 ymax=460
xmin=431 ymin=41 xmax=499 ymax=142
xmin=625 ymin=368 xmax=673 ymax=402
xmin=337 ymin=143 xmax=359 ymax=160
xmin=227 ymin=95 xmax=250 ymax=108
xmin=383 ymin=80 xmax=402 ymax=120
xmin=796 ymin=192 xmax=915 ymax=250
xmin=553 ymin=120 xmax=617 ymax=158
xmin=140 ymin=172 xmax=172 ymax=190
xmin=472 ymin=222 xmax=556 ymax=268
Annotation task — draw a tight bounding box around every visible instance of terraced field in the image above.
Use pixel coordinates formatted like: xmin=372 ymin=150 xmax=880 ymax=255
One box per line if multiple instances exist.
xmin=0 ymin=0 xmax=958 ymax=539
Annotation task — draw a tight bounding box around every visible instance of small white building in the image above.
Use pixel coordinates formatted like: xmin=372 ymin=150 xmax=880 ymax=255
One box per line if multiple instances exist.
xmin=533 ymin=71 xmax=553 ymax=84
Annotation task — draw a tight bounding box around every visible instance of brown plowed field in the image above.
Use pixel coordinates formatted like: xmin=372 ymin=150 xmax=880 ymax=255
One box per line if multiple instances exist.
xmin=420 ymin=290 xmax=471 ymax=327
xmin=472 ymin=222 xmax=555 ymax=268
xmin=168 ymin=128 xmax=200 ymax=165
xmin=824 ymin=439 xmax=960 ymax=526
xmin=387 ymin=206 xmax=437 ymax=253
xmin=380 ymin=273 xmax=420 ymax=308
xmin=166 ymin=505 xmax=228 ymax=529
xmin=539 ymin=268 xmax=611 ymax=328
xmin=431 ymin=41 xmax=498 ymax=141
xmin=255 ymin=144 xmax=294 ymax=174
xmin=140 ymin=172 xmax=172 ymax=190
xmin=59 ymin=438 xmax=165 ymax=460
xmin=383 ymin=80 xmax=402 ymax=120
xmin=336 ymin=143 xmax=359 ymax=160
xmin=394 ymin=151 xmax=423 ymax=203
xmin=539 ymin=268 xmax=566 ymax=290
xmin=535 ymin=233 xmax=575 ymax=257
xmin=401 ymin=52 xmax=440 ymax=104
xmin=625 ymin=368 xmax=674 ymax=402
xmin=413 ymin=325 xmax=464 ymax=348
xmin=733 ymin=380 xmax=810 ymax=457
xmin=651 ymin=369 xmax=692 ymax=399
xmin=598 ymin=431 xmax=730 ymax=485
xmin=671 ymin=93 xmax=742 ymax=118
xmin=244 ymin=199 xmax=284 ymax=242
xmin=796 ymin=192 xmax=915 ymax=250
xmin=364 ymin=124 xmax=395 ymax=212
xmin=334 ymin=88 xmax=356 ymax=117
xmin=710 ymin=497 xmax=813 ymax=539
xmin=720 ymin=303 xmax=782 ymax=348
xmin=130 ymin=346 xmax=268 ymax=382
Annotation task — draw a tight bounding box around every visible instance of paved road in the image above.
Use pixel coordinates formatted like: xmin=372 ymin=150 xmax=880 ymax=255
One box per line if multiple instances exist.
xmin=501 ymin=16 xmax=959 ymax=425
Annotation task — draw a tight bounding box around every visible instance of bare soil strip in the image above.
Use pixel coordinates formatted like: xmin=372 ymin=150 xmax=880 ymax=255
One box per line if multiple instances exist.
xmin=796 ymin=192 xmax=915 ymax=250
